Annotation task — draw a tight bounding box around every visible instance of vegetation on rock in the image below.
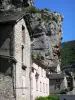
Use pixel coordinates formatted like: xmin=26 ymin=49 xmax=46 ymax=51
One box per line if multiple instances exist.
xmin=23 ymin=6 xmax=58 ymax=23
xmin=25 ymin=6 xmax=63 ymax=67
xmin=35 ymin=95 xmax=60 ymax=100
xmin=53 ymin=89 xmax=69 ymax=94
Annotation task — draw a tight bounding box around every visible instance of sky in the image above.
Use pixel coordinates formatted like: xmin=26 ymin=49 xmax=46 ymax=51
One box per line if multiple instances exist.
xmin=34 ymin=0 xmax=75 ymax=42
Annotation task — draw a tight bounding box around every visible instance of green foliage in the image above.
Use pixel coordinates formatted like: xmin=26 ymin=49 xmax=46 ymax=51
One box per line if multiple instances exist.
xmin=36 ymin=54 xmax=42 ymax=60
xmin=28 ymin=6 xmax=39 ymax=13
xmin=36 ymin=54 xmax=44 ymax=61
xmin=32 ymin=53 xmax=44 ymax=61
xmin=59 ymin=89 xmax=68 ymax=94
xmin=61 ymin=40 xmax=75 ymax=68
xmin=22 ymin=6 xmax=39 ymax=13
xmin=41 ymin=11 xmax=58 ymax=23
xmin=22 ymin=6 xmax=58 ymax=23
xmin=52 ymin=89 xmax=68 ymax=94
xmin=35 ymin=95 xmax=60 ymax=100
xmin=41 ymin=14 xmax=52 ymax=22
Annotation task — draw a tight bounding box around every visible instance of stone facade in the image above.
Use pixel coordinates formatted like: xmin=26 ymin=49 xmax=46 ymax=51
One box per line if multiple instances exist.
xmin=0 ymin=14 xmax=31 ymax=100
xmin=49 ymin=78 xmax=65 ymax=93
xmin=48 ymin=64 xmax=65 ymax=94
xmin=13 ymin=18 xmax=31 ymax=100
xmin=0 ymin=74 xmax=14 ymax=100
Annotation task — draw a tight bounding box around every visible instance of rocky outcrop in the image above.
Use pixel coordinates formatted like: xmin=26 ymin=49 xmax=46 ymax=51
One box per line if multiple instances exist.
xmin=25 ymin=8 xmax=64 ymax=67
xmin=0 ymin=0 xmax=34 ymax=11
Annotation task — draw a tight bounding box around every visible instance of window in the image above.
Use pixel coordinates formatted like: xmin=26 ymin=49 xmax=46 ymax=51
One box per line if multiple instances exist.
xmin=31 ymin=95 xmax=33 ymax=100
xmin=43 ymin=83 xmax=45 ymax=93
xmin=41 ymin=68 xmax=43 ymax=77
xmin=56 ymin=79 xmax=60 ymax=82
xmin=22 ymin=45 xmax=24 ymax=64
xmin=22 ymin=76 xmax=25 ymax=95
xmin=36 ymin=79 xmax=38 ymax=91
xmin=46 ymin=84 xmax=48 ymax=93
xmin=40 ymin=82 xmax=42 ymax=92
xmin=44 ymin=71 xmax=46 ymax=78
xmin=32 ymin=67 xmax=34 ymax=73
xmin=38 ymin=66 xmax=39 ymax=74
xmin=22 ymin=25 xmax=25 ymax=44
xmin=31 ymin=77 xmax=33 ymax=89
xmin=43 ymin=69 xmax=44 ymax=77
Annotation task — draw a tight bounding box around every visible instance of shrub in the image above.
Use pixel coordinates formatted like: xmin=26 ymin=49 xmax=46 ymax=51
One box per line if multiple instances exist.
xmin=59 ymin=89 xmax=68 ymax=94
xmin=28 ymin=6 xmax=39 ymax=13
xmin=22 ymin=6 xmax=39 ymax=13
xmin=35 ymin=95 xmax=60 ymax=100
xmin=52 ymin=89 xmax=69 ymax=94
xmin=36 ymin=54 xmax=41 ymax=60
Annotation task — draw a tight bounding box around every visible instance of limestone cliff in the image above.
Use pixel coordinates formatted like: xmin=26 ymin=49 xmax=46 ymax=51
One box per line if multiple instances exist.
xmin=0 ymin=0 xmax=34 ymax=11
xmin=25 ymin=7 xmax=64 ymax=67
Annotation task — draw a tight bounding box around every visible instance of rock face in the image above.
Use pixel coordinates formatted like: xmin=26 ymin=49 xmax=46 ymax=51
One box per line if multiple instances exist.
xmin=0 ymin=0 xmax=34 ymax=11
xmin=25 ymin=8 xmax=64 ymax=67
xmin=0 ymin=74 xmax=15 ymax=100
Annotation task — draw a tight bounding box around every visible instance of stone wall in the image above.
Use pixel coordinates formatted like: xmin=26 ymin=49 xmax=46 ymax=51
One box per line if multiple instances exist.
xmin=0 ymin=73 xmax=14 ymax=100
xmin=49 ymin=79 xmax=65 ymax=94
xmin=14 ymin=18 xmax=31 ymax=100
xmin=0 ymin=18 xmax=31 ymax=100
xmin=0 ymin=24 xmax=15 ymax=100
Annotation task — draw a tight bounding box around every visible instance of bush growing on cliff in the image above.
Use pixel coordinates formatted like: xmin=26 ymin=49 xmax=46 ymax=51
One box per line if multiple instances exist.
xmin=35 ymin=95 xmax=60 ymax=100
xmin=22 ymin=6 xmax=39 ymax=13
xmin=23 ymin=6 xmax=58 ymax=23
xmin=29 ymin=6 xmax=39 ymax=13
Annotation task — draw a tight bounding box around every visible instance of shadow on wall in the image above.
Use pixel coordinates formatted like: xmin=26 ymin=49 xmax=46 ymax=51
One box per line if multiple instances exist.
xmin=0 ymin=58 xmax=12 ymax=75
xmin=0 ymin=25 xmax=13 ymax=75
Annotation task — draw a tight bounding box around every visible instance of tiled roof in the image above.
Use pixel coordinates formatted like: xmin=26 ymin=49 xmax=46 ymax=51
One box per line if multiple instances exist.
xmin=0 ymin=11 xmax=25 ymax=23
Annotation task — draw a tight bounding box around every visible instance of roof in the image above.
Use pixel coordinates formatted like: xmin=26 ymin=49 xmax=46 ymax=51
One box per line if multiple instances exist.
xmin=32 ymin=59 xmax=47 ymax=69
xmin=32 ymin=58 xmax=57 ymax=70
xmin=47 ymin=73 xmax=64 ymax=79
xmin=0 ymin=11 xmax=33 ymax=37
xmin=0 ymin=11 xmax=25 ymax=24
xmin=0 ymin=55 xmax=17 ymax=63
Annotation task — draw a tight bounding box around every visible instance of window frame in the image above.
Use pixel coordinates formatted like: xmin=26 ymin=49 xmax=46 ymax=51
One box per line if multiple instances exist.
xmin=22 ymin=25 xmax=25 ymax=44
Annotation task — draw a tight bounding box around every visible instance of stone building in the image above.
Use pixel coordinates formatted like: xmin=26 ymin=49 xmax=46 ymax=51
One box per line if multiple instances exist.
xmin=47 ymin=64 xmax=65 ymax=94
xmin=0 ymin=11 xmax=31 ymax=100
xmin=31 ymin=59 xmax=49 ymax=100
